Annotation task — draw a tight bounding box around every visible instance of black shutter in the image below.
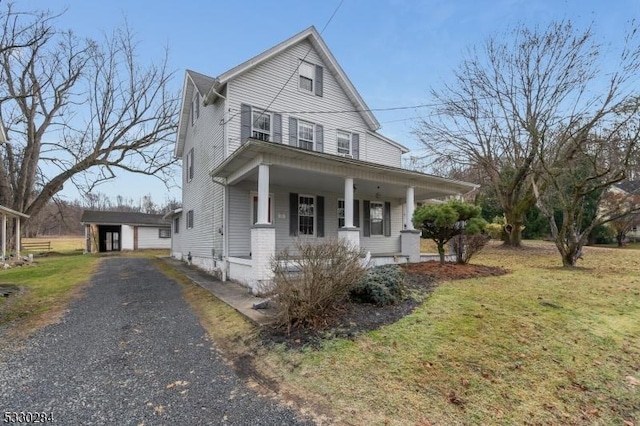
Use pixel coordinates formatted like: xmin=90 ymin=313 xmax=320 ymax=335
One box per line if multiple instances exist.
xmin=352 ymin=133 xmax=360 ymax=159
xmin=315 ymin=124 xmax=324 ymax=152
xmin=188 ymin=148 xmax=194 ymax=181
xmin=289 ymin=117 xmax=298 ymax=147
xmin=316 ymin=195 xmax=325 ymax=237
xmin=315 ymin=64 xmax=323 ymax=97
xmin=289 ymin=193 xmax=298 ymax=236
xmin=384 ymin=201 xmax=391 ymax=237
xmin=273 ymin=113 xmax=282 ymax=143
xmin=363 ymin=200 xmax=370 ymax=237
xmin=353 ymin=199 xmax=360 ymax=228
xmin=240 ymin=103 xmax=251 ymax=144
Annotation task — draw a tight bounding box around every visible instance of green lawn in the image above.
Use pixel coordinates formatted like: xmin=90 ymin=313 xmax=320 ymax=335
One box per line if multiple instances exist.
xmin=0 ymin=254 xmax=100 ymax=338
xmin=182 ymin=241 xmax=640 ymax=425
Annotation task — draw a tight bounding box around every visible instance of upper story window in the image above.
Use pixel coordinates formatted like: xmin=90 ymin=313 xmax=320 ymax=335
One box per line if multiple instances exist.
xmin=299 ymin=61 xmax=315 ymax=93
xmin=298 ymin=120 xmax=315 ymax=151
xmin=186 ymin=148 xmax=194 ymax=183
xmin=191 ymin=92 xmax=200 ymax=125
xmin=337 ymin=130 xmax=351 ymax=156
xmin=252 ymin=110 xmax=271 ymax=141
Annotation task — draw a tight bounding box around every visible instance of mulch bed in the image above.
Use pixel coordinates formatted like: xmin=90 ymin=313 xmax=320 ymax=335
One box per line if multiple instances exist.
xmin=260 ymin=261 xmax=508 ymax=349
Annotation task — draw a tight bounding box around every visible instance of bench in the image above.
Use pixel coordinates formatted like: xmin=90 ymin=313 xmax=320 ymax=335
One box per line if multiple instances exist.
xmin=21 ymin=241 xmax=52 ymax=253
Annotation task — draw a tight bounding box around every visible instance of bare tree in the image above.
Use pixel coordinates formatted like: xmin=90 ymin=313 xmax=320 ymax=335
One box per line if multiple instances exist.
xmin=415 ymin=22 xmax=608 ymax=247
xmin=0 ymin=3 xmax=179 ymax=227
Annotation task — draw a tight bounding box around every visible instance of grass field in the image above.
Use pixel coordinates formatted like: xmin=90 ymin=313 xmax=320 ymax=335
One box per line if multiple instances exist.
xmin=22 ymin=236 xmax=84 ymax=253
xmin=0 ymin=253 xmax=100 ymax=339
xmin=181 ymin=240 xmax=640 ymax=425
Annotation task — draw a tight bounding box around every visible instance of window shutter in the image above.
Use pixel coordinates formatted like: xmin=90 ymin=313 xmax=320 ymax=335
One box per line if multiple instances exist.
xmin=289 ymin=117 xmax=298 ymax=147
xmin=188 ymin=148 xmax=194 ymax=181
xmin=317 ymin=195 xmax=325 ymax=237
xmin=315 ymin=124 xmax=324 ymax=152
xmin=384 ymin=201 xmax=391 ymax=237
xmin=195 ymin=93 xmax=200 ymax=119
xmin=363 ymin=200 xmax=370 ymax=237
xmin=352 ymin=133 xmax=360 ymax=159
xmin=273 ymin=113 xmax=282 ymax=143
xmin=289 ymin=193 xmax=298 ymax=236
xmin=315 ymin=65 xmax=323 ymax=97
xmin=240 ymin=103 xmax=251 ymax=144
xmin=353 ymin=199 xmax=360 ymax=228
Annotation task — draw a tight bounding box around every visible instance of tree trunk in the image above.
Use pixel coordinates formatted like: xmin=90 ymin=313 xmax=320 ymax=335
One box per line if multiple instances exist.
xmin=437 ymin=242 xmax=446 ymax=265
xmin=502 ymin=223 xmax=523 ymax=247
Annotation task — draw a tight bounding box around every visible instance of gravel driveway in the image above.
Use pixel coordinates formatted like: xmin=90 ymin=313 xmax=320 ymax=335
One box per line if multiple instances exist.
xmin=0 ymin=257 xmax=311 ymax=425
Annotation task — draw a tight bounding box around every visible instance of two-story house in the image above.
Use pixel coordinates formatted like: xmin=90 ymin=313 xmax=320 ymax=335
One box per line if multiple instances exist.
xmin=168 ymin=26 xmax=476 ymax=292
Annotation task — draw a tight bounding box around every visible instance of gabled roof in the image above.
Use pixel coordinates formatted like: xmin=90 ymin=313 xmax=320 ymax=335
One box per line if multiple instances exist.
xmin=80 ymin=210 xmax=169 ymax=227
xmin=614 ymin=180 xmax=640 ymax=194
xmin=175 ymin=26 xmax=382 ymax=157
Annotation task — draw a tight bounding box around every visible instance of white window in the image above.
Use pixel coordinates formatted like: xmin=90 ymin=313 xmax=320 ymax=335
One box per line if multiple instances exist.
xmin=186 ymin=148 xmax=194 ymax=183
xmin=338 ymin=199 xmax=345 ymax=228
xmin=191 ymin=92 xmax=200 ymax=125
xmin=159 ymin=228 xmax=171 ymax=238
xmin=250 ymin=193 xmax=274 ymax=224
xmin=252 ymin=110 xmax=271 ymax=141
xmin=337 ymin=130 xmax=351 ymax=155
xmin=370 ymin=202 xmax=384 ymax=235
xmin=187 ymin=210 xmax=194 ymax=229
xmin=298 ymin=195 xmax=315 ymax=235
xmin=299 ymin=61 xmax=315 ymax=92
xmin=298 ymin=120 xmax=314 ymax=151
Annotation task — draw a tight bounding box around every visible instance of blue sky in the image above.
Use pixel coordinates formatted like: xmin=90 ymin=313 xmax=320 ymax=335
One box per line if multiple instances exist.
xmin=19 ymin=0 xmax=639 ymax=205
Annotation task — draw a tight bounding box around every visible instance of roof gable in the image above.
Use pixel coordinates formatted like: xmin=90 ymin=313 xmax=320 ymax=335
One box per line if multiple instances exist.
xmin=211 ymin=26 xmax=379 ymax=130
xmin=175 ymin=70 xmax=217 ymax=157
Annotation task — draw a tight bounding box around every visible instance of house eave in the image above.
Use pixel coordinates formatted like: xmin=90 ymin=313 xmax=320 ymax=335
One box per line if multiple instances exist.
xmin=210 ymin=140 xmax=476 ymax=196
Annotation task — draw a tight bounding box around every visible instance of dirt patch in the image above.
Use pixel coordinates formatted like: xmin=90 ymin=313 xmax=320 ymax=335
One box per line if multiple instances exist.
xmin=260 ymin=262 xmax=508 ymax=349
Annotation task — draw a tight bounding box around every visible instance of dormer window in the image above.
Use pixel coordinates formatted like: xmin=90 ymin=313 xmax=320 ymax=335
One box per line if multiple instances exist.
xmin=252 ymin=110 xmax=271 ymax=141
xmin=299 ymin=61 xmax=315 ymax=93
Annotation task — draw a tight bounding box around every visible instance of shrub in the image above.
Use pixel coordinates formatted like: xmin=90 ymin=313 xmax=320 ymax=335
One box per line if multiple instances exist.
xmin=351 ymin=264 xmax=406 ymax=306
xmin=485 ymin=223 xmax=503 ymax=240
xmin=451 ymin=233 xmax=491 ymax=264
xmin=268 ymin=239 xmax=365 ymax=330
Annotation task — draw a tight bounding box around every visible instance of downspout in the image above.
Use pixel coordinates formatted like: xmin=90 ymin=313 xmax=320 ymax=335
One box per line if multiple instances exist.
xmin=211 ymin=176 xmax=228 ymax=281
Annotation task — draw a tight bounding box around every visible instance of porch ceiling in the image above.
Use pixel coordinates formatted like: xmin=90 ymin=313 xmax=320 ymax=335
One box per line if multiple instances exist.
xmin=211 ymin=140 xmax=477 ymax=200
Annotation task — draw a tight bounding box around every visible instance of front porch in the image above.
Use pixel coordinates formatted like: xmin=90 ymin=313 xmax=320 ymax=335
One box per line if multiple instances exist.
xmin=212 ymin=140 xmax=476 ymax=291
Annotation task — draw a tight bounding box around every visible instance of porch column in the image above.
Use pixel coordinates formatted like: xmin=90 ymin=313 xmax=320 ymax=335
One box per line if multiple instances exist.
xmin=15 ymin=217 xmax=20 ymax=257
xmin=1 ymin=214 xmax=6 ymax=260
xmin=405 ymin=186 xmax=415 ymax=230
xmin=344 ymin=177 xmax=354 ymax=228
xmin=257 ymin=163 xmax=270 ymax=224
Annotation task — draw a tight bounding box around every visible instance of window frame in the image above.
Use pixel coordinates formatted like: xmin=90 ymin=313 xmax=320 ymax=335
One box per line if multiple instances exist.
xmin=298 ymin=120 xmax=315 ymax=151
xmin=338 ymin=198 xmax=345 ymax=228
xmin=298 ymin=194 xmax=315 ymax=236
xmin=298 ymin=60 xmax=315 ymax=93
xmin=251 ymin=110 xmax=272 ymax=142
xmin=250 ymin=192 xmax=274 ymax=225
xmin=159 ymin=228 xmax=171 ymax=239
xmin=173 ymin=216 xmax=180 ymax=234
xmin=336 ymin=130 xmax=352 ymax=156
xmin=187 ymin=210 xmax=194 ymax=229
xmin=369 ymin=201 xmax=384 ymax=236
xmin=186 ymin=148 xmax=194 ymax=183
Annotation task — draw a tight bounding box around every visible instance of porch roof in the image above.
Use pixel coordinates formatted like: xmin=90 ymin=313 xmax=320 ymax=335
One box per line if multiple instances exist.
xmin=210 ymin=140 xmax=477 ymax=200
xmin=0 ymin=205 xmax=29 ymax=219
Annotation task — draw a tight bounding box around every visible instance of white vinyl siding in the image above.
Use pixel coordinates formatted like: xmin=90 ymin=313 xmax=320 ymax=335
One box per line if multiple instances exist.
xmin=138 ymin=227 xmax=171 ymax=249
xmin=226 ymin=41 xmax=399 ymax=162
xmin=228 ymin=185 xmax=251 ymax=256
xmin=172 ymin=91 xmax=226 ymax=266
xmin=364 ymin=133 xmax=403 ymax=167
